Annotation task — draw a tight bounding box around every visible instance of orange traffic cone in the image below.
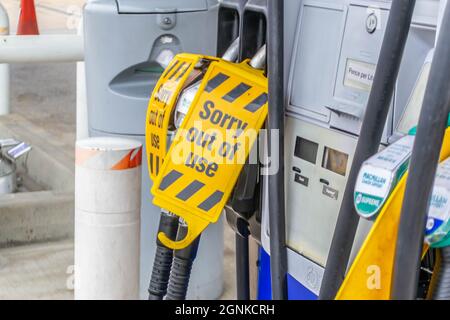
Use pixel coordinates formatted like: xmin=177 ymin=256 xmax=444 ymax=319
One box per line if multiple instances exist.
xmin=17 ymin=0 xmax=39 ymax=35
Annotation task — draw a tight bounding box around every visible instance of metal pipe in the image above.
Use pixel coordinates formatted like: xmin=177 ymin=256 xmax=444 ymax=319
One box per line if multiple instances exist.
xmin=392 ymin=1 xmax=450 ymax=300
xmin=0 ymin=3 xmax=10 ymax=115
xmin=249 ymin=44 xmax=266 ymax=70
xmin=222 ymin=36 xmax=240 ymax=62
xmin=267 ymin=0 xmax=288 ymax=300
xmin=76 ymin=18 xmax=89 ymax=140
xmin=319 ymin=0 xmax=417 ymax=300
xmin=0 ymin=35 xmax=84 ymax=63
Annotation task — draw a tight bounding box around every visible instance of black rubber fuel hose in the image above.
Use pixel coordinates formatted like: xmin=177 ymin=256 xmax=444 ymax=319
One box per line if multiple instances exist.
xmin=432 ymin=246 xmax=450 ymax=300
xmin=165 ymin=222 xmax=201 ymax=300
xmin=148 ymin=211 xmax=179 ymax=300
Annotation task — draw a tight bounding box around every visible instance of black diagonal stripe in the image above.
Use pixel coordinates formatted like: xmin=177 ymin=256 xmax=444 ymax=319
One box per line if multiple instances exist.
xmin=244 ymin=93 xmax=268 ymax=113
xmin=156 ymin=155 xmax=160 ymax=176
xmin=159 ymin=170 xmax=183 ymax=191
xmin=149 ymin=153 xmax=154 ymax=175
xmin=223 ymin=83 xmax=252 ymax=103
xmin=176 ymin=180 xmax=205 ymax=201
xmin=205 ymin=73 xmax=229 ymax=92
xmin=169 ymin=62 xmax=186 ymax=80
xmin=163 ymin=60 xmax=179 ymax=78
xmin=198 ymin=191 xmax=224 ymax=212
xmin=175 ymin=63 xmax=191 ymax=82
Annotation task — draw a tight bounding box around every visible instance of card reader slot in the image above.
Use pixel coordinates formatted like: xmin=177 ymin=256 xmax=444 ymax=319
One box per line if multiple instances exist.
xmin=292 ymin=166 xmax=302 ymax=174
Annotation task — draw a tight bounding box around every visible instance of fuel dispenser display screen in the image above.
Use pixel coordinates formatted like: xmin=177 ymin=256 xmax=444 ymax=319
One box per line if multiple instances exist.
xmin=294 ymin=137 xmax=318 ymax=164
xmin=322 ymin=147 xmax=348 ymax=176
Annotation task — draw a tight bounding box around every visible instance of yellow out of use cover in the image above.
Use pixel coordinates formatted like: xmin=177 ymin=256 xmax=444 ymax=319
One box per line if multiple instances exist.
xmin=149 ymin=54 xmax=268 ymax=250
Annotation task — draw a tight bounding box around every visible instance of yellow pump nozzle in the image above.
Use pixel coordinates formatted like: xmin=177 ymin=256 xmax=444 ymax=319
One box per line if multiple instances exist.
xmin=336 ymin=127 xmax=450 ymax=300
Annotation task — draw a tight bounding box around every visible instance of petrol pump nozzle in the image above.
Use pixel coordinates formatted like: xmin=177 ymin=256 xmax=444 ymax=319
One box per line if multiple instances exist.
xmin=147 ymin=37 xmax=263 ymax=300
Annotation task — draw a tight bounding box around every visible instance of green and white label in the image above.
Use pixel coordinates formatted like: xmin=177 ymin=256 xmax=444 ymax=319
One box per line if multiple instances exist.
xmin=354 ymin=135 xmax=415 ymax=220
xmin=355 ymin=166 xmax=391 ymax=219
xmin=426 ymin=158 xmax=450 ymax=246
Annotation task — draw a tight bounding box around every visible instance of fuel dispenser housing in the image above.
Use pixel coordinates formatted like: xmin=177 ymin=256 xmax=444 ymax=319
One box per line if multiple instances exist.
xmin=258 ymin=0 xmax=440 ymax=300
xmin=83 ymin=0 xmax=222 ymax=300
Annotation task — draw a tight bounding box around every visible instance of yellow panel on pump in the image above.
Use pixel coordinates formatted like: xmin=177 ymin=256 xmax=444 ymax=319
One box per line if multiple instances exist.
xmin=336 ymin=128 xmax=450 ymax=300
xmin=151 ymin=57 xmax=268 ymax=250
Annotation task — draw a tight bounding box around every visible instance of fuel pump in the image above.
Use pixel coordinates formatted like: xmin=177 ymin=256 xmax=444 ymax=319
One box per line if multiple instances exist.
xmin=145 ymin=26 xmax=270 ymax=299
xmin=146 ymin=0 xmax=443 ymax=301
xmin=392 ymin=0 xmax=450 ymax=300
xmin=334 ymin=0 xmax=450 ymax=300
xmin=319 ymin=0 xmax=418 ymax=299
xmin=259 ymin=0 xmax=439 ymax=300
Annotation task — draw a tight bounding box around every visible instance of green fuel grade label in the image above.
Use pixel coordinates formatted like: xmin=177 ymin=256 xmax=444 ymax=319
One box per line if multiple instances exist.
xmin=354 ymin=167 xmax=392 ymax=219
xmin=354 ymin=135 xmax=415 ymax=220
xmin=354 ymin=192 xmax=385 ymax=218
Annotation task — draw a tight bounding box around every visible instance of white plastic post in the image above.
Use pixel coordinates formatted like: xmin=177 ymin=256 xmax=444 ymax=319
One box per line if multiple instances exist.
xmin=76 ymin=18 xmax=89 ymax=140
xmin=0 ymin=3 xmax=10 ymax=116
xmin=0 ymin=34 xmax=84 ymax=63
xmin=75 ymin=137 xmax=142 ymax=300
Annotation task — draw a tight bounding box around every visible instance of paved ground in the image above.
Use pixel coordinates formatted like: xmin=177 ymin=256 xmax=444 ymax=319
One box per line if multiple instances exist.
xmin=4 ymin=0 xmax=85 ymax=157
xmin=0 ymin=0 xmax=239 ymax=300
xmin=0 ymin=240 xmax=73 ymax=300
xmin=0 ymin=230 xmax=238 ymax=300
xmin=11 ymin=63 xmax=77 ymax=159
xmin=0 ymin=0 xmax=80 ymax=300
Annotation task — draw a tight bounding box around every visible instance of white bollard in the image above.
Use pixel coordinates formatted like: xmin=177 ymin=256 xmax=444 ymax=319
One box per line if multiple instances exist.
xmin=0 ymin=2 xmax=10 ymax=116
xmin=75 ymin=137 xmax=142 ymax=300
xmin=0 ymin=64 xmax=9 ymax=116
